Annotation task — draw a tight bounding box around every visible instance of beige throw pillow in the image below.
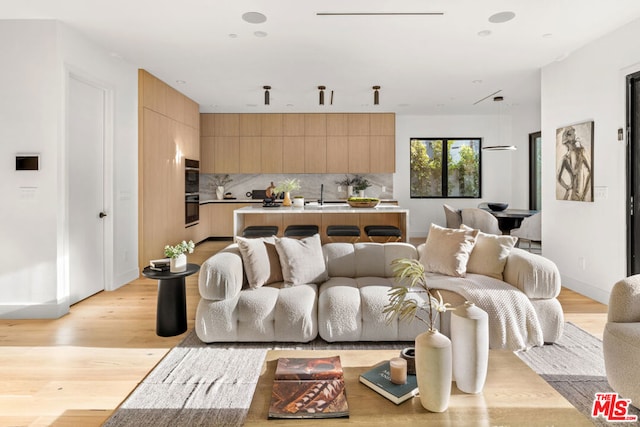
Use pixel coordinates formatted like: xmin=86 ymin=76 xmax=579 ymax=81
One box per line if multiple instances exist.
xmin=236 ymin=236 xmax=283 ymax=289
xmin=275 ymin=234 xmax=329 ymax=286
xmin=461 ymin=225 xmax=518 ymax=280
xmin=420 ymin=224 xmax=478 ymax=277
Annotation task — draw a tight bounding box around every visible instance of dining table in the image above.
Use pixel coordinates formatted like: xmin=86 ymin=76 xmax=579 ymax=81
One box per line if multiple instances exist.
xmin=482 ymin=208 xmax=539 ymax=234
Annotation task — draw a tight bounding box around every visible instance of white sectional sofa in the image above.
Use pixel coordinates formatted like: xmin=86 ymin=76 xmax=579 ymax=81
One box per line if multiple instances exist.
xmin=195 ymin=231 xmax=564 ymax=351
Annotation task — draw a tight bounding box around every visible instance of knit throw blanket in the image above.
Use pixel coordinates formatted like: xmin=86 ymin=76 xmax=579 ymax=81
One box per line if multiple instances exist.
xmin=426 ymin=273 xmax=544 ymax=351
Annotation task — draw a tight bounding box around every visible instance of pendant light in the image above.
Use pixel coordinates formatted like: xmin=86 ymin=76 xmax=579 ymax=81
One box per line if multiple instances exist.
xmin=263 ymin=85 xmax=271 ymax=105
xmin=318 ymin=86 xmax=326 ymax=105
xmin=483 ymin=96 xmax=516 ymax=151
xmin=373 ymin=85 xmax=380 ymax=105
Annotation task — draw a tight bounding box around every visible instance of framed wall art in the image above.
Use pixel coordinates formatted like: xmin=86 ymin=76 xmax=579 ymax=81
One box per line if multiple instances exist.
xmin=555 ymin=120 xmax=594 ymax=202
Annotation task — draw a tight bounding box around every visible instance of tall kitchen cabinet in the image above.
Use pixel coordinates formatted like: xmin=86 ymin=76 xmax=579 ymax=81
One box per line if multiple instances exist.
xmin=200 ymin=112 xmax=394 ymax=174
xmin=138 ymin=70 xmax=200 ymax=270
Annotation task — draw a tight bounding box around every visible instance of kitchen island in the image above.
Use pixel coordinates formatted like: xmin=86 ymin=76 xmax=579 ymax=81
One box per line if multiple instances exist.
xmin=233 ymin=204 xmax=409 ymax=243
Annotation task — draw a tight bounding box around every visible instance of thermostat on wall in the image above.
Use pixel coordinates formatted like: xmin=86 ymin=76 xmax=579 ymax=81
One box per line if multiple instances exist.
xmin=16 ymin=155 xmax=39 ymax=171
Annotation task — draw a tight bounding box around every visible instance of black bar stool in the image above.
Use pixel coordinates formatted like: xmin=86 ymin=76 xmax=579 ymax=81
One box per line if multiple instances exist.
xmin=364 ymin=225 xmax=402 ymax=242
xmin=284 ymin=225 xmax=319 ymax=238
xmin=242 ymin=225 xmax=278 ymax=238
xmin=326 ymin=225 xmax=361 ymax=243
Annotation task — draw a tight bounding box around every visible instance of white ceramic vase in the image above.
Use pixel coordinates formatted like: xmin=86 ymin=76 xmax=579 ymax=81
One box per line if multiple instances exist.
xmin=293 ymin=197 xmax=304 ymax=207
xmin=451 ymin=301 xmax=489 ymax=394
xmin=170 ymin=253 xmax=187 ymax=273
xmin=216 ymin=186 xmax=224 ymax=200
xmin=347 ymin=185 xmax=354 ymax=197
xmin=414 ymin=329 xmax=452 ymax=412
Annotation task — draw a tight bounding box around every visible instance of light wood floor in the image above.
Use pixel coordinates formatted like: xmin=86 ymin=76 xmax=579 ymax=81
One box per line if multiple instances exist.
xmin=0 ymin=240 xmax=608 ymax=427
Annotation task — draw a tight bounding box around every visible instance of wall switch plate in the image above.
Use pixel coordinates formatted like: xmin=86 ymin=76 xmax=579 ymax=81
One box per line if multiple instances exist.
xmin=594 ymin=186 xmax=608 ymax=200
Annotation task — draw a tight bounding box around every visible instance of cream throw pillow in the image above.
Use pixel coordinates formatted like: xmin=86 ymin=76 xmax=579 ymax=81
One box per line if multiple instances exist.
xmin=420 ymin=224 xmax=478 ymax=277
xmin=461 ymin=225 xmax=518 ymax=280
xmin=275 ymin=234 xmax=329 ymax=286
xmin=236 ymin=236 xmax=283 ymax=289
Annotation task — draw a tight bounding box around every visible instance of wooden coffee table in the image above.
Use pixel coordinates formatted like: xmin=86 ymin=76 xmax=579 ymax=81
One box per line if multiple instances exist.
xmin=245 ymin=349 xmax=592 ymax=426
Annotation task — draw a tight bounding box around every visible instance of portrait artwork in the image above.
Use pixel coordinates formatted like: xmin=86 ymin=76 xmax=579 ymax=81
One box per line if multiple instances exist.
xmin=556 ymin=121 xmax=594 ymax=202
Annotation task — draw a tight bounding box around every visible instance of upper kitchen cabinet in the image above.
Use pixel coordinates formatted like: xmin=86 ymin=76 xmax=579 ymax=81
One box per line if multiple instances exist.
xmin=199 ymin=112 xmax=395 ymax=174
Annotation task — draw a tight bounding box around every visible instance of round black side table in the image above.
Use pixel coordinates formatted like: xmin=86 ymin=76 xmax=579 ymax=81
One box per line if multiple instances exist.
xmin=142 ymin=263 xmax=200 ymax=337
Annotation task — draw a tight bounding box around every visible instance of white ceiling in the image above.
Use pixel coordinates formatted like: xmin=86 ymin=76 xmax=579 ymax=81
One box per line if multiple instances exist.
xmin=4 ymin=0 xmax=640 ymax=114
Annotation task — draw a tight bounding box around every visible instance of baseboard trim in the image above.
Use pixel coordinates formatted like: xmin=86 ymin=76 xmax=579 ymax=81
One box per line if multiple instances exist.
xmin=0 ymin=300 xmax=69 ymax=319
xmin=561 ymin=275 xmax=609 ymax=305
xmin=111 ymin=268 xmax=139 ymax=291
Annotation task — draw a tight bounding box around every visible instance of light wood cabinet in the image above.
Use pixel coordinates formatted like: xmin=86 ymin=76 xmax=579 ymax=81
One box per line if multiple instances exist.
xmin=239 ymin=136 xmax=261 ymax=173
xmin=209 ymin=203 xmax=252 ymax=237
xmin=199 ymin=112 xmax=395 ymax=174
xmin=326 ymin=136 xmax=349 ymax=173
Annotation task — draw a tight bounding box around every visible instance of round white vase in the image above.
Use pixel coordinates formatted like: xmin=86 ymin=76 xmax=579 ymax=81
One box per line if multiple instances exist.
xmin=170 ymin=253 xmax=187 ymax=273
xmin=347 ymin=185 xmax=354 ymax=197
xmin=414 ymin=329 xmax=452 ymax=412
xmin=216 ymin=186 xmax=224 ymax=200
xmin=451 ymin=301 xmax=489 ymax=394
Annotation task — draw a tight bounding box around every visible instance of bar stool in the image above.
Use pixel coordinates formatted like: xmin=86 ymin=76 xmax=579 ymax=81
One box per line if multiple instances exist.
xmin=326 ymin=225 xmax=361 ymax=243
xmin=364 ymin=225 xmax=402 ymax=242
xmin=242 ymin=225 xmax=278 ymax=238
xmin=284 ymin=225 xmax=319 ymax=238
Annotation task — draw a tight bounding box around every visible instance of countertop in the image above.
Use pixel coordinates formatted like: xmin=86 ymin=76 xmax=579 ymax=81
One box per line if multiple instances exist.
xmin=234 ymin=204 xmax=408 ymax=214
xmin=201 ymin=199 xmax=398 ymax=205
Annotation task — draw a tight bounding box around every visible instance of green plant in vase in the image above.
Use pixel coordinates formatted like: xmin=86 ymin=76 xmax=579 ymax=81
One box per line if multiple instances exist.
xmin=164 ymin=240 xmax=195 ymax=273
xmin=275 ymin=178 xmax=301 ymax=206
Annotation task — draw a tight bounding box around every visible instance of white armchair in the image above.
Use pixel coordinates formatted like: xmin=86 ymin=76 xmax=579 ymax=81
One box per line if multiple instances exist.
xmin=603 ymin=275 xmax=640 ymax=408
xmin=510 ymin=212 xmax=541 ymax=251
xmin=460 ymin=208 xmax=501 ymax=235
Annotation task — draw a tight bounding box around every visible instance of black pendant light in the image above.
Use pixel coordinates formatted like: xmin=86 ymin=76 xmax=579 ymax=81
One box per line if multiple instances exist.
xmin=373 ymin=85 xmax=380 ymax=105
xmin=263 ymin=85 xmax=271 ymax=105
xmin=318 ymin=86 xmax=326 ymax=105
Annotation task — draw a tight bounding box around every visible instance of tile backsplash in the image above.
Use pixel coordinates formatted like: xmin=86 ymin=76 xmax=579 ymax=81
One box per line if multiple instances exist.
xmin=200 ymin=174 xmax=393 ymax=201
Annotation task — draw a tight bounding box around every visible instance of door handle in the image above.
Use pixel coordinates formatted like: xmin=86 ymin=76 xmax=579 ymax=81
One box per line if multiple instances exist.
xmin=99 ymin=212 xmax=107 ymax=218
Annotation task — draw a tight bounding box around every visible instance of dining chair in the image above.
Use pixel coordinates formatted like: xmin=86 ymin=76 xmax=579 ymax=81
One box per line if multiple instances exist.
xmin=443 ymin=204 xmax=462 ymax=229
xmin=460 ymin=208 xmax=502 ymax=235
xmin=510 ymin=212 xmax=541 ymax=252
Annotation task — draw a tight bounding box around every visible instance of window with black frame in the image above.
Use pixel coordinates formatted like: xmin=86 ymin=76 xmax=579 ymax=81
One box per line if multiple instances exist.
xmin=410 ymin=138 xmax=481 ymax=198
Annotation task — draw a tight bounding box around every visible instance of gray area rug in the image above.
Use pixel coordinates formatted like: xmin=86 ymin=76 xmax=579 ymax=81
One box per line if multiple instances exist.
xmin=516 ymin=322 xmax=639 ymax=427
xmin=103 ymin=323 xmax=635 ymax=426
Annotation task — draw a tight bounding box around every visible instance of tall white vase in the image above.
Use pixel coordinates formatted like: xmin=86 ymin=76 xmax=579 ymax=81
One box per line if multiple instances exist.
xmin=414 ymin=329 xmax=452 ymax=412
xmin=170 ymin=253 xmax=187 ymax=273
xmin=451 ymin=301 xmax=489 ymax=394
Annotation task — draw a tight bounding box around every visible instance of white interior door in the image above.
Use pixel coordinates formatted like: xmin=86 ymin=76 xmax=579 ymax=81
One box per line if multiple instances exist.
xmin=68 ymin=74 xmax=106 ymax=304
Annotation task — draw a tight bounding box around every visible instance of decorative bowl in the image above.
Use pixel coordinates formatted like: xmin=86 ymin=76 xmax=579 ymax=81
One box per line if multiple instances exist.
xmin=487 ymin=202 xmax=508 ymax=212
xmin=347 ymin=198 xmax=380 ymax=208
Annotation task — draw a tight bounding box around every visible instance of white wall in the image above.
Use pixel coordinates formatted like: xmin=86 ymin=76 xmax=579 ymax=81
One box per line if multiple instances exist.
xmin=0 ymin=20 xmax=138 ymax=318
xmin=541 ymin=18 xmax=640 ymax=304
xmin=395 ymin=103 xmax=540 ymax=238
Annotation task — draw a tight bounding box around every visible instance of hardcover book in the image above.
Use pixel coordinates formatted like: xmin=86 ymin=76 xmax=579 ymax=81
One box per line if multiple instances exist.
xmin=359 ymin=361 xmax=419 ymax=404
xmin=268 ymin=356 xmax=349 ymax=419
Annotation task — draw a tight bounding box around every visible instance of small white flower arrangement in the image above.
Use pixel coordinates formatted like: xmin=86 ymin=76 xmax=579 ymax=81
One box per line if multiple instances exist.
xmin=274 ymin=178 xmax=301 ymax=194
xmin=164 ymin=240 xmax=195 ymax=259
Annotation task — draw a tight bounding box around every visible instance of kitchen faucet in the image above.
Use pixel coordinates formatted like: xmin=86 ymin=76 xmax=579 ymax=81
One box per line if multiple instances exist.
xmin=319 ymin=184 xmax=324 ymax=205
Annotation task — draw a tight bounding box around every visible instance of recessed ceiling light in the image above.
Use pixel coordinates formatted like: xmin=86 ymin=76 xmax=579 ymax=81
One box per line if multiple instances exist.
xmin=488 ymin=11 xmax=515 ymax=24
xmin=246 ymin=103 xmax=258 ymax=107
xmin=176 ymin=80 xmax=186 ymax=85
xmin=242 ymin=12 xmax=267 ymax=24
xmin=542 ymin=33 xmax=553 ymax=39
xmin=228 ymin=33 xmax=238 ymax=38
xmin=398 ymin=103 xmax=410 ymax=107
xmin=472 ymin=79 xmax=482 ymax=84
xmin=254 ymin=31 xmax=268 ymax=37
xmin=477 ymin=30 xmax=492 ymax=37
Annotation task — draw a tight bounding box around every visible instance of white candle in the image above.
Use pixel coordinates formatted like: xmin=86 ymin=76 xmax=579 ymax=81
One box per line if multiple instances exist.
xmin=389 ymin=357 xmax=407 ymax=385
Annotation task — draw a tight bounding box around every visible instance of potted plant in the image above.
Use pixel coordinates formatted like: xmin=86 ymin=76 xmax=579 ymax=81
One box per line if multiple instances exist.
xmin=335 ymin=175 xmax=357 ymax=197
xmin=212 ymin=174 xmax=233 ymax=200
xmin=293 ymin=195 xmax=305 ymax=207
xmin=353 ymin=175 xmax=371 ymax=197
xmin=383 ymin=258 xmax=454 ymax=413
xmin=275 ymin=178 xmax=301 ymax=206
xmin=164 ymin=240 xmax=195 ymax=272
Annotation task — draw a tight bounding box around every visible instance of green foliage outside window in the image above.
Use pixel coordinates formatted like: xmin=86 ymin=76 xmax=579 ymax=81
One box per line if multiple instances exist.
xmin=410 ymin=138 xmax=481 ymax=198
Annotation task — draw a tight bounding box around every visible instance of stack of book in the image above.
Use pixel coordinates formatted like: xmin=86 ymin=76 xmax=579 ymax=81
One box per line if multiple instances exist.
xmin=269 ymin=356 xmax=349 ymax=419
xmin=359 ymin=360 xmax=419 ymax=404
xmin=150 ymin=258 xmax=170 ymax=272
